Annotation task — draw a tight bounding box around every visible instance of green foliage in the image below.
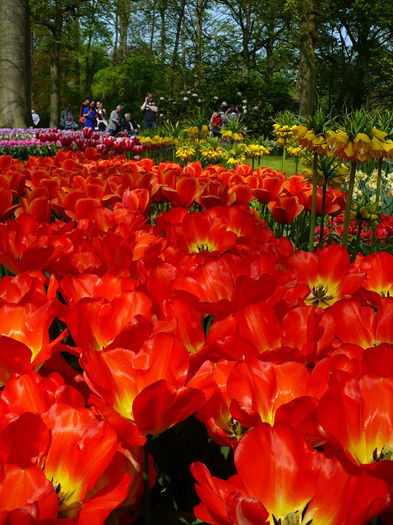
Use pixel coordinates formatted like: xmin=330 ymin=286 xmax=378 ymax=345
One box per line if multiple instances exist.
xmin=300 ymin=106 xmax=336 ymax=135
xmin=92 ymin=53 xmax=168 ymax=122
xmin=340 ymin=107 xmax=376 ymax=140
xmin=0 ymin=144 xmax=57 ymax=160
xmin=374 ymin=110 xmax=393 ymax=138
xmin=29 ymin=0 xmax=393 ymax=132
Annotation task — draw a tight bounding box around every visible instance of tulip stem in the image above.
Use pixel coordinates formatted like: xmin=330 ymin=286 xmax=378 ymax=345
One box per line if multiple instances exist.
xmin=318 ymin=181 xmax=327 ymax=249
xmin=308 ymin=151 xmax=318 ymax=251
xmin=294 ymin=214 xmax=300 ymax=249
xmin=352 ymin=220 xmax=363 ymax=262
xmin=281 ymin=145 xmax=286 ymax=172
xmin=143 ymin=437 xmax=152 ymax=525
xmin=342 ymin=161 xmax=357 ymax=248
xmin=375 ymin=158 xmax=383 ymax=209
xmin=372 ymin=223 xmax=377 ymax=253
xmin=295 ymin=156 xmax=299 ymax=174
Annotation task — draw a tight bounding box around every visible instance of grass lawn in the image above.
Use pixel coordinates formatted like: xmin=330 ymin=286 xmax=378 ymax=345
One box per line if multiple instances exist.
xmin=254 ymin=155 xmax=300 ymax=176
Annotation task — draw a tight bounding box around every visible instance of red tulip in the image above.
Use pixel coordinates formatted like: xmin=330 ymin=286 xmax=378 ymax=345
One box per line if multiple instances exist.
xmin=289 ymin=244 xmax=365 ymax=308
xmin=81 ymin=333 xmax=205 ymax=436
xmin=268 ymin=195 xmax=304 ymax=224
xmin=83 ymin=127 xmax=93 ymax=138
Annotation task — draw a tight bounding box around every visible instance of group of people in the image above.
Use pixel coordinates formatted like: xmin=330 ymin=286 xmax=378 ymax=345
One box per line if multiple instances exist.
xmin=59 ymin=93 xmax=158 ymax=137
xmin=59 ymin=95 xmax=239 ymax=137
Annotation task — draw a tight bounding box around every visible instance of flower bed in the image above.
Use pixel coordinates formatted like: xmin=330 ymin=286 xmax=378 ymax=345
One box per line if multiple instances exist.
xmin=0 ymin=150 xmax=392 ymax=524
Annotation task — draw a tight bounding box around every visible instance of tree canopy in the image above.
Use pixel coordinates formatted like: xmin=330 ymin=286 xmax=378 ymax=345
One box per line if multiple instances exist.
xmin=2 ymin=0 xmax=393 ymax=128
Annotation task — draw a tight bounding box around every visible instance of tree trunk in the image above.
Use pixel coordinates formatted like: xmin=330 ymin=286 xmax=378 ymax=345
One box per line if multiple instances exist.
xmin=74 ymin=17 xmax=83 ymax=95
xmin=159 ymin=0 xmax=167 ymax=62
xmin=113 ymin=8 xmax=119 ymax=62
xmin=118 ymin=0 xmax=131 ymax=60
xmin=50 ymin=15 xmax=62 ymax=128
xmin=84 ymin=1 xmax=96 ymax=94
xmin=194 ymin=0 xmax=203 ymax=87
xmin=351 ymin=23 xmax=370 ymax=108
xmin=169 ymin=0 xmax=186 ymax=99
xmin=240 ymin=7 xmax=252 ymax=85
xmin=241 ymin=44 xmax=250 ymax=84
xmin=181 ymin=15 xmax=187 ymax=89
xmin=265 ymin=27 xmax=274 ymax=88
xmin=0 ymin=0 xmax=31 ymax=128
xmin=293 ymin=0 xmax=320 ymax=117
xmin=149 ymin=2 xmax=156 ymax=52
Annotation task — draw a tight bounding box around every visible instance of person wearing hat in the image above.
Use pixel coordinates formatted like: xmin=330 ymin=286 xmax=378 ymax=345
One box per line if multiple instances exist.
xmin=107 ymin=105 xmax=124 ymax=136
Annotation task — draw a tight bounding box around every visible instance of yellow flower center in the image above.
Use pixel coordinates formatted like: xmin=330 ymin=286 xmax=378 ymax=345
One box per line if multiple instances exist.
xmin=52 ymin=480 xmax=82 ymax=518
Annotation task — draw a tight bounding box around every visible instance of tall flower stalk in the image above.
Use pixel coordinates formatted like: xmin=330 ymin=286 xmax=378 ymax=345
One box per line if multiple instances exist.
xmin=273 ymin=111 xmax=297 ymax=174
xmin=328 ymin=109 xmax=375 ymax=248
xmin=292 ymin=107 xmax=334 ymax=251
xmin=374 ymin=110 xmax=393 ymax=208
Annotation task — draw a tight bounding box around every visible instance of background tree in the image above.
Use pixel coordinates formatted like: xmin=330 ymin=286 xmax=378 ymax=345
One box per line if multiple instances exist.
xmin=289 ymin=0 xmax=322 ymax=117
xmin=0 ymin=0 xmax=31 ymax=128
xmin=24 ymin=0 xmax=393 ymax=130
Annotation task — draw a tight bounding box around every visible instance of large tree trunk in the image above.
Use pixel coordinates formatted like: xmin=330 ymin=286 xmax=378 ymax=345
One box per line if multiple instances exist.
xmin=49 ymin=2 xmax=63 ymax=128
xmin=351 ymin=22 xmax=371 ymax=108
xmin=84 ymin=2 xmax=96 ymax=94
xmin=50 ymin=35 xmax=60 ymax=127
xmin=194 ymin=0 xmax=203 ymax=88
xmin=0 ymin=0 xmax=31 ymax=128
xmin=113 ymin=8 xmax=119 ymax=62
xmin=265 ymin=27 xmax=274 ymax=88
xmin=241 ymin=44 xmax=250 ymax=84
xmin=181 ymin=15 xmax=187 ymax=89
xmin=239 ymin=7 xmax=252 ymax=85
xmin=169 ymin=0 xmax=186 ymax=99
xmin=293 ymin=0 xmax=320 ymax=117
xmin=149 ymin=2 xmax=156 ymax=52
xmin=118 ymin=0 xmax=131 ymax=60
xmin=159 ymin=0 xmax=167 ymax=62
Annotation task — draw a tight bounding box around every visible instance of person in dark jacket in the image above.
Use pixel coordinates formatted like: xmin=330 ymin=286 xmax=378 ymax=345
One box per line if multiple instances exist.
xmin=140 ymin=93 xmax=158 ymax=130
xmin=121 ymin=113 xmax=139 ymax=136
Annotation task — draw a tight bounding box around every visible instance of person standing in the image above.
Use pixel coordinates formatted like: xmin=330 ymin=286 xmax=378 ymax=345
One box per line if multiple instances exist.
xmin=95 ymin=101 xmax=107 ymax=131
xmin=31 ymin=109 xmax=40 ymax=127
xmin=209 ymin=105 xmax=226 ymax=137
xmin=107 ymin=105 xmax=123 ymax=136
xmin=79 ymin=98 xmax=90 ymax=125
xmin=83 ymin=100 xmax=97 ymax=130
xmin=140 ymin=92 xmax=158 ymax=130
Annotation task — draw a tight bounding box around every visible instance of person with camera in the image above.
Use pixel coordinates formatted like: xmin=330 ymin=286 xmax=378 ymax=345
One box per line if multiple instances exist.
xmin=107 ymin=105 xmax=123 ymax=136
xmin=140 ymin=93 xmax=158 ymax=130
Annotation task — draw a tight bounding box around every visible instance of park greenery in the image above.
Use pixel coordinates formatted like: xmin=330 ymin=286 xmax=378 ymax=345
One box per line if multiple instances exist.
xmin=2 ymin=0 xmax=393 ymax=129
